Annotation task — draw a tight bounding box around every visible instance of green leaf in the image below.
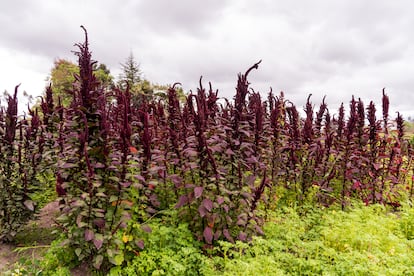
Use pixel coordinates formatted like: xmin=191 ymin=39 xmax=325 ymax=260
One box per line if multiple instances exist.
xmin=109 ymin=195 xmax=118 ymax=203
xmin=109 ymin=176 xmax=120 ymax=182
xmin=96 ymin=192 xmax=107 ymax=197
xmin=93 ymin=233 xmax=104 ymax=250
xmin=94 ymin=254 xmax=104 ymax=269
xmin=109 ymin=253 xmax=124 ymax=266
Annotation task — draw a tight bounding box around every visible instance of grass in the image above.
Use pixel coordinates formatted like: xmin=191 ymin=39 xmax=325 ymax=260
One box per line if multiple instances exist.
xmin=9 ymin=225 xmax=55 ymax=270
xmin=2 ymin=202 xmax=414 ymax=275
xmin=0 ymin=211 xmax=58 ymax=275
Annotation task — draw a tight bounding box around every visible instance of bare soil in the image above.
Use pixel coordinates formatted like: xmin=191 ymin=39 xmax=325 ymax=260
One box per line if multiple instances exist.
xmin=0 ymin=201 xmax=94 ymax=275
xmin=0 ymin=201 xmax=91 ymax=274
xmin=0 ymin=243 xmax=15 ymax=271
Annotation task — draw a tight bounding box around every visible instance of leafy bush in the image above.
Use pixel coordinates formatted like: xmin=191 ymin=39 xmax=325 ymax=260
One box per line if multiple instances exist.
xmin=0 ymin=86 xmax=43 ymax=242
xmin=112 ymin=213 xmax=206 ymax=276
xmin=53 ymin=27 xmax=148 ymax=272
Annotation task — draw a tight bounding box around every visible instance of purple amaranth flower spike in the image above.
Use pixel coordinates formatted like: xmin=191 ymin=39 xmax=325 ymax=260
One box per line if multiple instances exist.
xmin=41 ymin=84 xmax=55 ymax=128
xmin=346 ymin=96 xmax=357 ymax=142
xmin=382 ymin=88 xmax=389 ymax=133
xmin=302 ymin=94 xmax=314 ymax=144
xmin=207 ymin=82 xmax=219 ymax=120
xmin=396 ymin=112 xmax=404 ymax=140
xmin=286 ymin=103 xmax=301 ymax=144
xmin=314 ymin=96 xmax=327 ymax=136
xmin=5 ymin=85 xmax=19 ymax=145
xmin=367 ymin=101 xmax=377 ymax=143
xmin=336 ymin=103 xmax=345 ymax=140
xmin=73 ymin=25 xmax=99 ymax=111
xmin=233 ymin=61 xmax=261 ymax=137
xmin=356 ymin=98 xmax=365 ymax=145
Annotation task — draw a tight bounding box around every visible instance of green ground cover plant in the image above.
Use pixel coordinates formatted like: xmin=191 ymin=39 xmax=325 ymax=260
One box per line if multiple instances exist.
xmin=6 ymin=204 xmax=413 ymax=275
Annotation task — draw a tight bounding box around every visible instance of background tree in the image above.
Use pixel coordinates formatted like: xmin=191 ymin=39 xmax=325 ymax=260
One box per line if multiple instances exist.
xmin=118 ymin=52 xmax=152 ymax=106
xmin=94 ymin=63 xmax=114 ymax=90
xmin=117 ymin=53 xmax=186 ymax=105
xmin=49 ymin=59 xmax=78 ymax=106
xmin=118 ymin=52 xmax=142 ymax=89
xmin=48 ymin=59 xmax=113 ymax=107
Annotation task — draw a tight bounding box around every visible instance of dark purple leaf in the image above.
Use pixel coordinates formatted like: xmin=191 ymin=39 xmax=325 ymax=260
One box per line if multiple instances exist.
xmin=237 ymin=218 xmax=245 ymax=226
xmin=203 ymin=226 xmax=213 ymax=244
xmin=198 ymin=205 xmax=207 ymax=217
xmin=94 ymin=162 xmax=105 ymax=169
xmin=93 ymin=237 xmax=103 ymax=250
xmin=247 ymin=175 xmax=256 ymax=186
xmin=255 ymin=225 xmax=264 ymax=235
xmin=202 ymin=198 xmax=213 ymax=212
xmin=214 ymin=229 xmax=222 ymax=240
xmin=136 ymin=239 xmax=145 ymax=249
xmin=238 ymin=231 xmax=247 ymax=241
xmin=93 ymin=218 xmax=105 ymax=228
xmin=194 ymin=186 xmax=203 ymax=199
xmin=185 ymin=149 xmax=198 ymax=157
xmin=141 ymin=225 xmax=152 ymax=233
xmin=120 ymin=181 xmax=131 ymax=188
xmin=223 ymin=229 xmax=234 ymax=243
xmin=85 ymin=229 xmax=94 ymax=241
xmin=135 ymin=175 xmax=145 ymax=182
xmin=170 ymin=174 xmax=183 ymax=186
xmin=175 ymin=195 xmax=188 ymax=208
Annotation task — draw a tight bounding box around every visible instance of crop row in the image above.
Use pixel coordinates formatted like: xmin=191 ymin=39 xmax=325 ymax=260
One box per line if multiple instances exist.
xmin=0 ymin=28 xmax=412 ymax=271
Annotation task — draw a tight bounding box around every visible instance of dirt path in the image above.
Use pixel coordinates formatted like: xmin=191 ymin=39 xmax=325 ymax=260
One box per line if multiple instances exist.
xmin=0 ymin=243 xmax=15 ymax=271
xmin=0 ymin=201 xmax=93 ymax=275
xmin=0 ymin=201 xmax=59 ymax=271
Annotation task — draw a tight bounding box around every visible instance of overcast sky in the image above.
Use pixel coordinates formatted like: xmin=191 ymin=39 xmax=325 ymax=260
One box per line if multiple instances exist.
xmin=1 ymin=0 xmax=413 ymax=118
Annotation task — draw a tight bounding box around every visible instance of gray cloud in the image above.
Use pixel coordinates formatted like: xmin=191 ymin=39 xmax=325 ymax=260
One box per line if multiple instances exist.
xmin=133 ymin=0 xmax=230 ymax=36
xmin=0 ymin=0 xmax=413 ymax=117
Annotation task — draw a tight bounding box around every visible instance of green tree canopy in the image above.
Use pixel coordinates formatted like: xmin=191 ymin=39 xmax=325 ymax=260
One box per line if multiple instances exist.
xmin=49 ymin=59 xmax=78 ymax=106
xmin=48 ymin=59 xmax=114 ymax=107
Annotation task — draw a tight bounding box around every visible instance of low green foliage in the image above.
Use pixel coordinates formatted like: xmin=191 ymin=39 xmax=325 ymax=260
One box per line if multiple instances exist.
xmin=399 ymin=202 xmax=414 ymax=240
xmin=38 ymin=237 xmax=77 ymax=275
xmin=12 ymin=203 xmax=410 ymax=275
xmin=201 ymin=204 xmax=414 ymax=275
xmin=31 ymin=172 xmax=57 ymax=209
xmin=113 ymin=217 xmax=206 ymax=275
